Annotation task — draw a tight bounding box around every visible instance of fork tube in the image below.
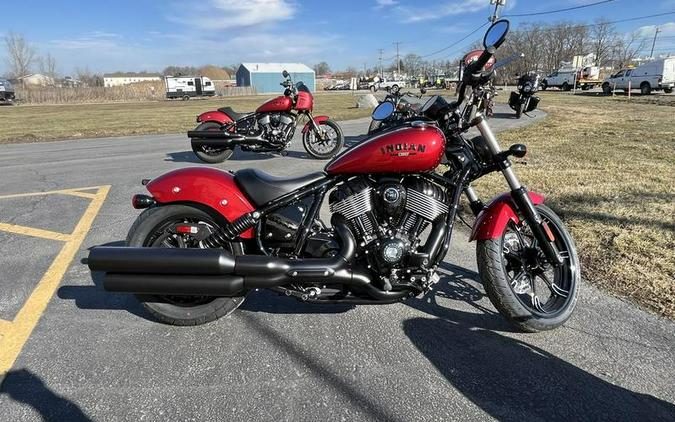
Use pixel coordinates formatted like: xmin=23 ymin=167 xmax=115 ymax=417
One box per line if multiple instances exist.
xmin=475 ymin=116 xmax=522 ymax=190
xmin=464 ymin=185 xmax=484 ymax=216
xmin=475 ymin=115 xmax=563 ymax=266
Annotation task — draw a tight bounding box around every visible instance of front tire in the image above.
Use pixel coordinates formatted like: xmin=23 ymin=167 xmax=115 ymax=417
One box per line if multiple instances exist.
xmin=602 ymin=83 xmax=612 ymax=95
xmin=303 ymin=119 xmax=344 ymax=159
xmin=515 ymin=102 xmax=524 ymax=119
xmin=476 ymin=205 xmax=580 ymax=332
xmin=191 ymin=121 xmax=234 ymax=163
xmin=127 ymin=205 xmax=247 ymax=326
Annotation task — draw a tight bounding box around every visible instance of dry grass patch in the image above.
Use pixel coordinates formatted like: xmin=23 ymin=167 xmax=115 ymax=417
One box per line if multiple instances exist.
xmin=0 ymin=92 xmax=371 ymax=144
xmin=473 ymin=92 xmax=674 ymax=318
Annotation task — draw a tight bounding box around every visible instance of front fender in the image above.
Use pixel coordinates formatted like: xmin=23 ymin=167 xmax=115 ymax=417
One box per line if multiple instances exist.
xmin=302 ymin=115 xmax=330 ymax=133
xmin=146 ymin=167 xmax=255 ymax=239
xmin=197 ymin=111 xmax=234 ymax=126
xmin=469 ymin=191 xmax=545 ymax=241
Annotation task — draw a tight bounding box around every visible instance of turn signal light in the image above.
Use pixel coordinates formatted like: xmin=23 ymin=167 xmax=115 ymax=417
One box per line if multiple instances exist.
xmin=132 ymin=194 xmax=156 ymax=209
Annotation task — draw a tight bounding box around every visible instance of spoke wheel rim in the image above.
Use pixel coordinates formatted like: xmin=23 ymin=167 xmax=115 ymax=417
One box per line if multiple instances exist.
xmin=308 ymin=125 xmax=338 ymax=154
xmin=501 ymin=217 xmax=575 ymax=318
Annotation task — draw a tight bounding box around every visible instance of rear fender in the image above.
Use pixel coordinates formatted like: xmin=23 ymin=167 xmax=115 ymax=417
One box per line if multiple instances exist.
xmin=145 ymin=167 xmax=255 ymax=238
xmin=302 ymin=115 xmax=330 ymax=134
xmin=197 ymin=111 xmax=234 ymax=126
xmin=469 ymin=191 xmax=545 ymax=241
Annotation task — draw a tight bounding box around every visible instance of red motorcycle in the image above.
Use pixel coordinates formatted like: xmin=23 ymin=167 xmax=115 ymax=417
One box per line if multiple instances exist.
xmin=189 ymin=70 xmax=344 ymax=162
xmin=87 ymin=21 xmax=579 ymax=333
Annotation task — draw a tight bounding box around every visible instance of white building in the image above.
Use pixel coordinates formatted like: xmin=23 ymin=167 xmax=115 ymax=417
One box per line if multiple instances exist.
xmin=103 ymin=72 xmax=162 ymax=87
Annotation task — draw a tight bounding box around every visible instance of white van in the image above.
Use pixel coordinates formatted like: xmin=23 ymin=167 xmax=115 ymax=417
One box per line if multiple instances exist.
xmin=165 ymin=76 xmax=216 ymax=100
xmin=602 ymin=58 xmax=675 ymax=95
xmin=540 ymin=69 xmax=576 ymax=91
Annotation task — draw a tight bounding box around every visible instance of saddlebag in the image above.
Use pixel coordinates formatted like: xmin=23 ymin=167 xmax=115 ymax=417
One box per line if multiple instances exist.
xmin=526 ymin=96 xmax=540 ymax=112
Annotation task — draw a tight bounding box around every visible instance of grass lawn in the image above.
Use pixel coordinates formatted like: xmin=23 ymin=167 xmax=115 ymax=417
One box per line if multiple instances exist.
xmin=476 ymin=91 xmax=674 ymax=318
xmin=0 ymin=92 xmax=371 ymax=144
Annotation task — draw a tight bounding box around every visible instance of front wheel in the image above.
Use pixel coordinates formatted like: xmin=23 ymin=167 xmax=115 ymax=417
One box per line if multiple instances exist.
xmin=127 ymin=205 xmax=247 ymax=326
xmin=515 ymin=102 xmax=524 ymax=119
xmin=476 ymin=205 xmax=580 ymax=332
xmin=303 ymin=119 xmax=344 ymax=159
xmin=191 ymin=121 xmax=234 ymax=163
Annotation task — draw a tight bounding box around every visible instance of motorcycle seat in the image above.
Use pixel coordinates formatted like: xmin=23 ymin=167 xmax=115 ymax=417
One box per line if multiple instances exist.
xmin=234 ymin=169 xmax=326 ymax=206
xmin=217 ymin=107 xmax=251 ymax=122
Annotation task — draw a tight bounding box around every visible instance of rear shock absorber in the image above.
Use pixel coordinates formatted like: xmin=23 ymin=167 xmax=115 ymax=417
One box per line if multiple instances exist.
xmin=202 ymin=212 xmax=259 ymax=248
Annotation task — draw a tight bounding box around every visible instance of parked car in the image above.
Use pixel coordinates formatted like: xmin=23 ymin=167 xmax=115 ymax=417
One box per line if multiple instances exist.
xmin=369 ymin=77 xmax=407 ymax=92
xmin=602 ymin=58 xmax=675 ymax=95
xmin=0 ymin=79 xmax=15 ymax=104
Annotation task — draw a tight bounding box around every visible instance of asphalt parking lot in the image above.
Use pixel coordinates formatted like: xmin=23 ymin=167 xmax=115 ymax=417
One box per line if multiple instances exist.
xmin=0 ymin=105 xmax=673 ymax=421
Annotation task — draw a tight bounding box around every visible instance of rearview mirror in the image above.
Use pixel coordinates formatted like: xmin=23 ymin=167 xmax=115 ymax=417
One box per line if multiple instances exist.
xmin=282 ymin=70 xmax=290 ymax=78
xmin=371 ymin=101 xmax=395 ymax=121
xmin=483 ymin=19 xmax=510 ymax=49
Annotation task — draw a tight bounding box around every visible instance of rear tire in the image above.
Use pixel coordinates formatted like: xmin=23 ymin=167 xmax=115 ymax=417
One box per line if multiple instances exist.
xmin=191 ymin=121 xmax=234 ymax=163
xmin=303 ymin=119 xmax=344 ymax=159
xmin=664 ymin=87 xmax=673 ymax=94
xmin=640 ymin=82 xmax=652 ymax=95
xmin=562 ymin=82 xmax=571 ymax=91
xmin=476 ymin=205 xmax=580 ymax=332
xmin=127 ymin=205 xmax=247 ymax=326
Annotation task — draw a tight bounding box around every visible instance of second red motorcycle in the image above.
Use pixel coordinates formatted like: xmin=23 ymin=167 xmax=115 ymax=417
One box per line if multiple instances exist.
xmin=188 ymin=70 xmax=344 ymax=162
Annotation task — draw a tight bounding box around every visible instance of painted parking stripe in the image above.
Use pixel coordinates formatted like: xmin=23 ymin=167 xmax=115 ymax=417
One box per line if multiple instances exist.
xmin=0 ymin=186 xmax=105 ymax=200
xmin=0 ymin=223 xmax=72 ymax=242
xmin=0 ymin=185 xmax=110 ymax=379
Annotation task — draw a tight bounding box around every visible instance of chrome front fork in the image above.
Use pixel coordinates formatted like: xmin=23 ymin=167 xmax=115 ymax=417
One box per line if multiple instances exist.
xmin=475 ymin=116 xmax=522 ymax=191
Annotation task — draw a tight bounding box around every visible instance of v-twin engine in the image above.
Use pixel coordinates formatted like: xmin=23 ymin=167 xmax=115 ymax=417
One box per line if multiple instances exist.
xmin=329 ymin=176 xmax=450 ymax=291
xmin=258 ymin=113 xmax=295 ymax=144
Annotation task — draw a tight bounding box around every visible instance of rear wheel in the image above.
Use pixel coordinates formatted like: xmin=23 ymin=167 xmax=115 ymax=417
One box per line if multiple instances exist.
xmin=476 ymin=205 xmax=580 ymax=332
xmin=664 ymin=87 xmax=673 ymax=94
xmin=191 ymin=121 xmax=234 ymax=163
xmin=561 ymin=82 xmax=571 ymax=91
xmin=303 ymin=119 xmax=344 ymax=159
xmin=640 ymin=82 xmax=652 ymax=95
xmin=127 ymin=205 xmax=247 ymax=326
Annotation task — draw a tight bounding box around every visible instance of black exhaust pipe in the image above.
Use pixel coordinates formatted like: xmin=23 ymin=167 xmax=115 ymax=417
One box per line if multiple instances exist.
xmin=87 ymin=225 xmax=409 ymax=301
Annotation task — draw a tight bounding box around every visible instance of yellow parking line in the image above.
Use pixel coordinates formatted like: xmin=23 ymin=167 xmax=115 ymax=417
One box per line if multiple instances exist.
xmin=0 ymin=185 xmax=110 ymax=377
xmin=58 ymin=190 xmax=98 ymax=199
xmin=0 ymin=186 xmax=106 ymax=200
xmin=0 ymin=223 xmax=72 ymax=242
xmin=0 ymin=319 xmax=11 ymax=334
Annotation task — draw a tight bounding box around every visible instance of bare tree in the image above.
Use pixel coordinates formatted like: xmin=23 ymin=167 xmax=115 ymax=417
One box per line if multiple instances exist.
xmin=402 ymin=54 xmax=423 ymax=76
xmin=591 ymin=19 xmax=618 ymax=68
xmin=39 ymin=53 xmax=58 ymax=78
xmin=4 ymin=32 xmax=36 ymax=78
xmin=612 ymin=32 xmax=646 ymax=69
xmin=313 ymin=61 xmax=331 ymax=76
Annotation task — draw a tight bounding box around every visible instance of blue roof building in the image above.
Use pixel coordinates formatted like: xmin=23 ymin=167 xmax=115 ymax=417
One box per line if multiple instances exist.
xmin=236 ymin=63 xmax=315 ymax=94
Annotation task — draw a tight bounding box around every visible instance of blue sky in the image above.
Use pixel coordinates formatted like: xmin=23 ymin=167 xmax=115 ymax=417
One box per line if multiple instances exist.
xmin=2 ymin=0 xmax=675 ymax=75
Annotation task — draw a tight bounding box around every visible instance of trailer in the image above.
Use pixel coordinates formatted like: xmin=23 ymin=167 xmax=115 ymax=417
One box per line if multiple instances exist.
xmin=165 ymin=76 xmax=216 ymax=100
xmin=0 ymin=79 xmax=15 ymax=104
xmin=541 ymin=66 xmax=602 ymax=91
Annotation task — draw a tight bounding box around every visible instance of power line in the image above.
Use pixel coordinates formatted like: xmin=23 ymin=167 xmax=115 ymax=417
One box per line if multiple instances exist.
xmin=510 ymin=11 xmax=675 ymax=34
xmin=420 ymin=22 xmax=489 ymax=58
xmin=503 ymin=0 xmax=615 ymax=18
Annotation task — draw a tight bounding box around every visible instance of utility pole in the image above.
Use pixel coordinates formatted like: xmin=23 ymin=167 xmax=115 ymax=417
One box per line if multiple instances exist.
xmin=393 ymin=41 xmax=402 ymax=75
xmin=650 ymin=27 xmax=660 ymax=58
xmin=363 ymin=62 xmax=367 ymax=77
xmin=489 ymin=0 xmax=506 ymax=22
xmin=378 ymin=48 xmax=384 ymax=77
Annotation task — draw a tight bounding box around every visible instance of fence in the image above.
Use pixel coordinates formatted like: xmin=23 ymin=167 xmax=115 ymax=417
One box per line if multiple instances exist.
xmin=15 ymin=81 xmax=258 ymax=105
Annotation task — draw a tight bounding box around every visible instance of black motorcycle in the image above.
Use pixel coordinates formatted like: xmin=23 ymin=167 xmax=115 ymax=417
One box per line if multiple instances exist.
xmin=367 ymin=86 xmax=426 ymax=134
xmin=509 ymin=72 xmax=540 ymax=119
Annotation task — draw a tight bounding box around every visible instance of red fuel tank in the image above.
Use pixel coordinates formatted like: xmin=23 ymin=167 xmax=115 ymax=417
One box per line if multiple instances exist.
xmin=256 ymin=96 xmax=293 ymax=113
xmin=325 ymin=124 xmax=446 ymax=175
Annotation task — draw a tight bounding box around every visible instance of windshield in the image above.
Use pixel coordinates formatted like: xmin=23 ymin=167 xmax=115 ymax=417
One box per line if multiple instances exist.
xmin=0 ymin=79 xmax=13 ymax=90
xmin=296 ymin=82 xmax=311 ymax=93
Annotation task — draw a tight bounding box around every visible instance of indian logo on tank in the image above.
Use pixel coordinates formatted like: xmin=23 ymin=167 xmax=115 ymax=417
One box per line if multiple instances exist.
xmin=380 ymin=143 xmax=427 ymax=157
